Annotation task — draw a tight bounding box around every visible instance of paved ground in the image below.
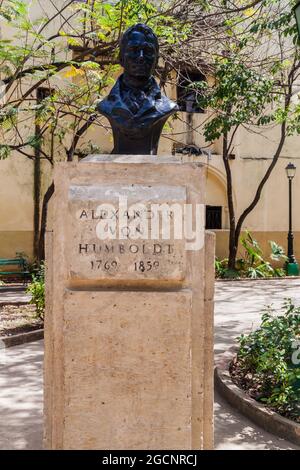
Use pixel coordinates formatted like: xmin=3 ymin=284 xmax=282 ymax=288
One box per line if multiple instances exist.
xmin=0 ymin=279 xmax=300 ymax=450
xmin=0 ymin=287 xmax=30 ymax=305
xmin=214 ymin=278 xmax=300 ymax=450
xmin=0 ymin=341 xmax=43 ymax=449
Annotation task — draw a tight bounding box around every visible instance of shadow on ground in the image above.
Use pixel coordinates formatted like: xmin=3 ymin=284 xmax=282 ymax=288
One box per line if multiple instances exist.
xmin=1 ymin=279 xmax=300 ymax=450
xmin=214 ymin=391 xmax=299 ymax=450
xmin=0 ymin=341 xmax=43 ymax=450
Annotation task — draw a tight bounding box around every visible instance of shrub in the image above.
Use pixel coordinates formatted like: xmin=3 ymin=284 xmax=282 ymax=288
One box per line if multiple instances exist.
xmin=231 ymin=299 xmax=300 ymax=421
xmin=215 ymin=257 xmax=227 ymax=278
xmin=215 ymin=231 xmax=287 ymax=279
xmin=26 ymin=263 xmax=45 ymax=320
xmin=215 ymin=258 xmax=240 ymax=279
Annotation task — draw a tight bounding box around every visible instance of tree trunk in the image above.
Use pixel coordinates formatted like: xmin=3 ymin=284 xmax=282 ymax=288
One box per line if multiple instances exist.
xmin=38 ymin=182 xmax=54 ymax=262
xmin=33 ymin=139 xmax=41 ymax=260
xmin=228 ymin=231 xmax=238 ymax=270
xmin=235 ymin=120 xmax=287 ymax=246
xmin=222 ymin=132 xmax=237 ymax=269
xmin=36 ymin=116 xmax=95 ymax=259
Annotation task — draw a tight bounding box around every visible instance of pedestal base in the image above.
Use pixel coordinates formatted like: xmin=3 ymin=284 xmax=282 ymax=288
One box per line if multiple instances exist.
xmin=44 ymin=155 xmax=215 ymax=450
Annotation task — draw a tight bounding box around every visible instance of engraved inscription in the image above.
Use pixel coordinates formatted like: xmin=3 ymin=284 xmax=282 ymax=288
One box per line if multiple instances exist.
xmin=67 ymin=184 xmax=187 ymax=282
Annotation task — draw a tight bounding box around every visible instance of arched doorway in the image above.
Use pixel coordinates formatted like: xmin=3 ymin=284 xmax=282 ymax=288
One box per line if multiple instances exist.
xmin=205 ymin=166 xmax=230 ymax=230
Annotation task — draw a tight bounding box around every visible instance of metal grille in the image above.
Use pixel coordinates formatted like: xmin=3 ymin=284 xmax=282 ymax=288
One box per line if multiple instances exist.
xmin=206 ymin=206 xmax=222 ymax=229
xmin=176 ymin=70 xmax=205 ymax=113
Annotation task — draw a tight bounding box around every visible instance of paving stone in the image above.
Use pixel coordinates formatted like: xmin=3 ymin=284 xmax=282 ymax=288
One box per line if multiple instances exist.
xmin=1 ymin=279 xmax=300 ymax=450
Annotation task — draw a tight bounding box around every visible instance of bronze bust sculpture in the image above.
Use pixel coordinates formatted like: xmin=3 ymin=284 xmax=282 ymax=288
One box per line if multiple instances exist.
xmin=97 ymin=23 xmax=178 ymax=155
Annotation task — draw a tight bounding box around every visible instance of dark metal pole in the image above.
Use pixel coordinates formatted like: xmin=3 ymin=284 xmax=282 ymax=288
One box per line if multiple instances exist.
xmin=287 ymin=177 xmax=295 ymax=263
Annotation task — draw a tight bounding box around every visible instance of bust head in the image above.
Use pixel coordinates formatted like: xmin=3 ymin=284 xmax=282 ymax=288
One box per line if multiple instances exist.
xmin=97 ymin=23 xmax=178 ymax=155
xmin=120 ymin=24 xmax=159 ymax=81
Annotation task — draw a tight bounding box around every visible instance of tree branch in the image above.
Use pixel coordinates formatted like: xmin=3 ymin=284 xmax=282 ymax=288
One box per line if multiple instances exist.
xmin=234 ymin=61 xmax=300 ymax=245
xmin=66 ymin=113 xmax=97 ymax=161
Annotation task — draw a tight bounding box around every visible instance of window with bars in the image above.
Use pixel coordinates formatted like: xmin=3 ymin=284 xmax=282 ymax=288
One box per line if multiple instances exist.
xmin=205 ymin=206 xmax=222 ymax=230
xmin=177 ymin=70 xmax=205 ymax=113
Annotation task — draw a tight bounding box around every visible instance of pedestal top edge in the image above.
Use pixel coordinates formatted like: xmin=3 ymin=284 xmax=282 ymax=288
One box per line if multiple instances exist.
xmin=80 ymin=154 xmax=204 ymax=165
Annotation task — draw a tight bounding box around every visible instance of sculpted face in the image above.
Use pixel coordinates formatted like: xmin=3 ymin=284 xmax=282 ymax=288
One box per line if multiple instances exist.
xmin=97 ymin=24 xmax=179 ymax=154
xmin=121 ymin=31 xmax=157 ymax=79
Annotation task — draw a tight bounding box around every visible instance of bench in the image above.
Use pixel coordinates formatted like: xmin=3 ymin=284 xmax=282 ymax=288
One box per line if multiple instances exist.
xmin=0 ymin=258 xmax=29 ymax=284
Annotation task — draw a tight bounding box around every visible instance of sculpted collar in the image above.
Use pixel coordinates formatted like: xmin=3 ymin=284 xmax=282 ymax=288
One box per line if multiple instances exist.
xmin=97 ymin=73 xmax=178 ymax=132
xmin=120 ymin=75 xmax=162 ymax=100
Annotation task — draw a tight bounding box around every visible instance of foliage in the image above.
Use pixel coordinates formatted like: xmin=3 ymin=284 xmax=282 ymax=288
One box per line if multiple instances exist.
xmin=0 ymin=0 xmax=188 ymax=163
xmin=195 ymin=59 xmax=277 ymax=142
xmin=189 ymin=0 xmax=300 ymax=270
xmin=215 ymin=257 xmax=227 ymax=278
xmin=73 ymin=0 xmax=191 ymax=47
xmin=238 ymin=231 xmax=287 ymax=278
xmin=0 ymin=0 xmax=190 ymax=260
xmin=27 ymin=263 xmax=45 ymax=320
xmin=2 ymin=0 xmax=300 ymax=268
xmin=215 ymin=257 xmax=240 ymax=279
xmin=4 ymin=1 xmax=300 ymax=266
xmin=215 ymin=231 xmax=287 ymax=278
xmin=233 ymin=300 xmax=300 ymax=421
xmin=193 ymin=1 xmax=300 ymax=143
xmin=15 ymin=251 xmax=38 ymax=275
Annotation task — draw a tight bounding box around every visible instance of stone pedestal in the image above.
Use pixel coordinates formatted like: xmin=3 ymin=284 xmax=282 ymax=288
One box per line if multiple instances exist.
xmin=44 ymin=155 xmax=214 ymax=450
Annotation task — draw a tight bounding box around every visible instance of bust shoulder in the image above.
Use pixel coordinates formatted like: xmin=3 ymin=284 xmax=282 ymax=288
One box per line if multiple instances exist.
xmin=97 ymin=75 xmax=178 ymax=122
xmin=155 ymin=92 xmax=179 ymax=116
xmin=97 ymin=79 xmax=122 ymax=117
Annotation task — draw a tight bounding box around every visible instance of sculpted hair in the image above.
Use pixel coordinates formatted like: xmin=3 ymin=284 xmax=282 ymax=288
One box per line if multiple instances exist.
xmin=119 ymin=23 xmax=159 ymax=64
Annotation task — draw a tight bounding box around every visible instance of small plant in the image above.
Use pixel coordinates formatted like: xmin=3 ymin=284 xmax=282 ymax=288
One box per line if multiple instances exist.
xmin=231 ymin=299 xmax=300 ymax=421
xmin=26 ymin=263 xmax=45 ymax=320
xmin=215 ymin=232 xmax=287 ymax=279
xmin=215 ymin=258 xmax=240 ymax=279
xmin=215 ymin=257 xmax=227 ymax=279
xmin=239 ymin=232 xmax=286 ymax=278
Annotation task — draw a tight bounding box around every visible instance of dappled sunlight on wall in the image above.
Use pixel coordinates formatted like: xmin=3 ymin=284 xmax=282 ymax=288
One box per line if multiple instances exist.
xmin=206 ymin=167 xmax=228 ymax=229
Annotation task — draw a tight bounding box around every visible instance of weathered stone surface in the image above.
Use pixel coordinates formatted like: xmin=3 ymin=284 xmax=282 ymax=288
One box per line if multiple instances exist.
xmin=80 ymin=154 xmax=184 ymax=164
xmin=202 ymin=231 xmax=215 ymax=450
xmin=67 ymin=184 xmax=186 ymax=284
xmin=44 ymin=154 xmax=214 ymax=450
xmin=62 ymin=289 xmax=192 ymax=450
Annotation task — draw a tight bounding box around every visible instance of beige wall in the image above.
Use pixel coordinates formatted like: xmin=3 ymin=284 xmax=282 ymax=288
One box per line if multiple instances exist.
xmin=0 ymin=155 xmax=34 ymax=259
xmin=0 ymin=0 xmax=70 ymax=260
xmin=1 ymin=114 xmax=300 ymax=261
xmin=1 ymin=3 xmax=300 ymax=262
xmin=205 ymin=155 xmax=300 ymax=232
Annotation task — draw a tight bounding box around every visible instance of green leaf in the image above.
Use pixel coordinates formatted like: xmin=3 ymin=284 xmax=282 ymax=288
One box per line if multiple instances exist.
xmin=0 ymin=144 xmax=11 ymax=159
